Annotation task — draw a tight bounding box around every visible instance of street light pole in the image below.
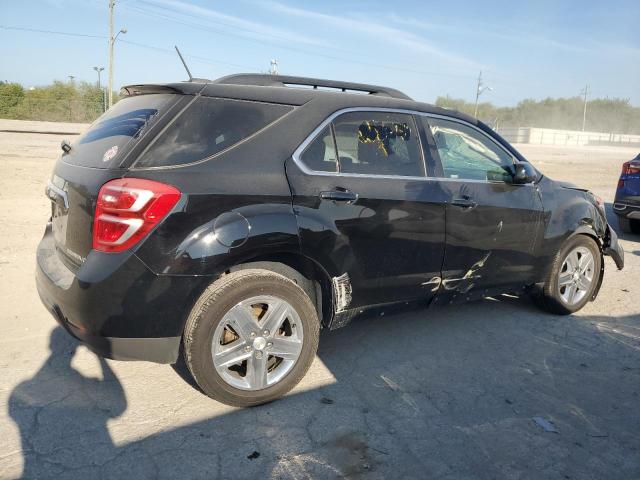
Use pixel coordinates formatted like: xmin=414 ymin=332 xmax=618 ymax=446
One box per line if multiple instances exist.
xmin=93 ymin=66 xmax=104 ymax=89
xmin=94 ymin=66 xmax=105 ymax=113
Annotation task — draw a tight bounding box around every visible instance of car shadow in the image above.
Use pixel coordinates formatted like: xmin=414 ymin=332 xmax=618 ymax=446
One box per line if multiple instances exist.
xmin=8 ymin=298 xmax=640 ymax=479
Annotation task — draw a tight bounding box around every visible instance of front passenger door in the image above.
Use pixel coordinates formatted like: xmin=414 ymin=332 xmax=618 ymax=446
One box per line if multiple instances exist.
xmin=422 ymin=116 xmax=544 ymax=302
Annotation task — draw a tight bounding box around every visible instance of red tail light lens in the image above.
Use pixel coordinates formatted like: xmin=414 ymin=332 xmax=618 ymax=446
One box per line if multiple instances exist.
xmin=622 ymin=161 xmax=640 ymax=175
xmin=93 ymin=178 xmax=181 ymax=253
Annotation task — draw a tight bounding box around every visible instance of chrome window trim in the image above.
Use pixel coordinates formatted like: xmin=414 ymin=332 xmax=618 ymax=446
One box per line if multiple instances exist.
xmin=292 ymin=106 xmax=521 ymax=184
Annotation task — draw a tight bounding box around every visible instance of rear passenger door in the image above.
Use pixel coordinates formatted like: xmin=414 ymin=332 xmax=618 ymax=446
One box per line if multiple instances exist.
xmin=421 ymin=116 xmax=544 ymax=302
xmin=285 ymin=110 xmax=447 ymax=312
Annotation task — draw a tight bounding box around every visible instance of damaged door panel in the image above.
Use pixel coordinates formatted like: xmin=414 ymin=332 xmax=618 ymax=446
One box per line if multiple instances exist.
xmin=422 ymin=116 xmax=544 ymax=303
xmin=285 ymin=111 xmax=446 ymax=316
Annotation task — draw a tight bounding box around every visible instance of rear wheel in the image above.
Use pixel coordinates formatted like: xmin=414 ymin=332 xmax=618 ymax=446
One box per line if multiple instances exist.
xmin=183 ymin=269 xmax=319 ymax=406
xmin=618 ymin=216 xmax=640 ymax=234
xmin=537 ymin=235 xmax=602 ymax=315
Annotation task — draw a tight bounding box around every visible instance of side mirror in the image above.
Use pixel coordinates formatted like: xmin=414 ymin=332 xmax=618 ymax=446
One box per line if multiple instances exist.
xmin=512 ymin=162 xmax=537 ymax=184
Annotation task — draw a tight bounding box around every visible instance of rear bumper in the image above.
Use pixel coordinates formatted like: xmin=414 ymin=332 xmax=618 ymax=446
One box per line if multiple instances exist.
xmin=36 ymin=224 xmax=209 ymax=363
xmin=613 ymin=202 xmax=640 ymax=219
xmin=40 ymin=301 xmax=181 ymax=363
xmin=603 ymin=224 xmax=624 ymax=270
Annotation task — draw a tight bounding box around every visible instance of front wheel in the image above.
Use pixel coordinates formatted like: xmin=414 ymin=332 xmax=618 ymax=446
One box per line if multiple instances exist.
xmin=183 ymin=269 xmax=320 ymax=406
xmin=537 ymin=235 xmax=602 ymax=315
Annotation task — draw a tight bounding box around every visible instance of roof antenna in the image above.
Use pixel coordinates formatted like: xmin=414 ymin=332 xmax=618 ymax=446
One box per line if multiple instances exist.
xmin=174 ymin=45 xmax=193 ymax=81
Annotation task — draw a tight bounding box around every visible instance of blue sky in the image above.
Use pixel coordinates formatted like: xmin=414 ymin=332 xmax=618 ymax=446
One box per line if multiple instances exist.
xmin=1 ymin=0 xmax=639 ymax=106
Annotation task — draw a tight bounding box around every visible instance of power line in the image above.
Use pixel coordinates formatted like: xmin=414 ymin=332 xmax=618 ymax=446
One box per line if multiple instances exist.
xmin=0 ymin=25 xmax=106 ymax=38
xmin=119 ymin=39 xmax=257 ymax=70
xmin=134 ymin=0 xmax=373 ymax=59
xmin=121 ymin=3 xmax=480 ymax=82
xmin=1 ymin=21 xmax=499 ymax=99
xmin=0 ymin=24 xmax=258 ymax=71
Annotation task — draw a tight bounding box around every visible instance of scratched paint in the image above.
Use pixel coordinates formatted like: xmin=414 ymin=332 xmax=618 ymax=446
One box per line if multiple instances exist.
xmin=332 ymin=273 xmax=353 ymax=313
xmin=443 ymin=252 xmax=492 ymax=293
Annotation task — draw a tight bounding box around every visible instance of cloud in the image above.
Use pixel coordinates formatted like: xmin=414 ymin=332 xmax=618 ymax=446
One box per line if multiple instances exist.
xmin=387 ymin=14 xmax=640 ymax=59
xmin=141 ymin=0 xmax=328 ymax=48
xmin=257 ymin=1 xmax=485 ymax=71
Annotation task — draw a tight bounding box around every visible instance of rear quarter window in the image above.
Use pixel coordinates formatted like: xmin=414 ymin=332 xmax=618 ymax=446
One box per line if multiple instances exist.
xmin=134 ymin=97 xmax=293 ymax=168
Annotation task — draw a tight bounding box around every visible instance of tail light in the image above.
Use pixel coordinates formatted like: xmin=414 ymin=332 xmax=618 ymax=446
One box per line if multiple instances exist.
xmin=93 ymin=178 xmax=181 ymax=253
xmin=621 ymin=161 xmax=640 ymax=175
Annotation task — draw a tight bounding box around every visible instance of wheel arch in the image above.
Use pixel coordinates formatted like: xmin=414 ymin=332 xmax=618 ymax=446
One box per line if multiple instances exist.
xmin=223 ymin=252 xmax=334 ymax=329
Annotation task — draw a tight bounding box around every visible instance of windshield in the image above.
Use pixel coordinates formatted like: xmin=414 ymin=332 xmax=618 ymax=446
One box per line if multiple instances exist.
xmin=62 ymin=93 xmax=177 ymax=169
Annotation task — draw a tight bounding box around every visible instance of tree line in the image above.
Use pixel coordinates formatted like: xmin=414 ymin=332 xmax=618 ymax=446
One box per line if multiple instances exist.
xmin=436 ymin=95 xmax=640 ymax=134
xmin=1 ymin=80 xmax=639 ymax=134
xmin=0 ymin=81 xmax=119 ymax=123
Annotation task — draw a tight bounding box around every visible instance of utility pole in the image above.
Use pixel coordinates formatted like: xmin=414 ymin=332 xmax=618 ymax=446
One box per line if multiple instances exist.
xmin=68 ymin=75 xmax=75 ymax=83
xmin=108 ymin=0 xmax=114 ymax=108
xmin=108 ymin=0 xmax=126 ymax=109
xmin=269 ymin=59 xmax=279 ymax=75
xmin=474 ymin=70 xmax=492 ymax=118
xmin=580 ymin=84 xmax=590 ymax=131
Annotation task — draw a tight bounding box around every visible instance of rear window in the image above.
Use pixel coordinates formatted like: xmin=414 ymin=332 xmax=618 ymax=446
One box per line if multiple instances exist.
xmin=134 ymin=97 xmax=293 ymax=168
xmin=63 ymin=94 xmax=177 ymax=169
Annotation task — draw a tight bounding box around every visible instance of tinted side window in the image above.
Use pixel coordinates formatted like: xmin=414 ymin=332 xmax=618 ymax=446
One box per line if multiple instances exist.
xmin=333 ymin=112 xmax=424 ymax=177
xmin=299 ymin=126 xmax=337 ymax=172
xmin=136 ymin=97 xmax=292 ymax=167
xmin=425 ymin=117 xmax=514 ymax=182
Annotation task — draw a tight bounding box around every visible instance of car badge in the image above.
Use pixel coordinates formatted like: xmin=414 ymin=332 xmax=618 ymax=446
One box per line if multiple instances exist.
xmin=103 ymin=145 xmax=119 ymax=162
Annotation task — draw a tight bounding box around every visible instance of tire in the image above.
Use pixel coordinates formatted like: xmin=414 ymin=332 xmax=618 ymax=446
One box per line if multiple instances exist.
xmin=537 ymin=235 xmax=602 ymax=315
xmin=618 ymin=216 xmax=640 ymax=234
xmin=183 ymin=269 xmax=320 ymax=407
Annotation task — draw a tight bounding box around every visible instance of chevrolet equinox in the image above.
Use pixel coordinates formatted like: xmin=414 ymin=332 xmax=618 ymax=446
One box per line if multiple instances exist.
xmin=37 ymin=74 xmax=624 ymax=406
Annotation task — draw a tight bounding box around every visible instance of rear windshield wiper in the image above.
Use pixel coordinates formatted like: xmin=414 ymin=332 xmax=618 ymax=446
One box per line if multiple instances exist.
xmin=60 ymin=139 xmax=72 ymax=154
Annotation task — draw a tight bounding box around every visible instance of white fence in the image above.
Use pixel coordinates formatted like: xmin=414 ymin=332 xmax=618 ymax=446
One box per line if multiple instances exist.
xmin=497 ymin=127 xmax=640 ymax=147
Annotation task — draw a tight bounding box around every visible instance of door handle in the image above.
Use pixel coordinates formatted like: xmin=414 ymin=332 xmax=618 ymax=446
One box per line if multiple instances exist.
xmin=451 ymin=195 xmax=477 ymax=209
xmin=320 ymin=189 xmax=359 ymax=204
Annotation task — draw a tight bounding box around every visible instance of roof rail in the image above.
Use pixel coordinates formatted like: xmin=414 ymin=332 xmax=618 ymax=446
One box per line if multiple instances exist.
xmin=213 ymin=74 xmax=412 ymax=100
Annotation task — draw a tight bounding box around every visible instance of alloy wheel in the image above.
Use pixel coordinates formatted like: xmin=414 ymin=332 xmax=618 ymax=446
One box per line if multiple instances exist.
xmin=211 ymin=295 xmax=304 ymax=390
xmin=558 ymin=246 xmax=595 ymax=305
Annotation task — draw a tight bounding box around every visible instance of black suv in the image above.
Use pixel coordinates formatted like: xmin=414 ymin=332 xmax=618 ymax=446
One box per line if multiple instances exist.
xmin=37 ymin=74 xmax=624 ymax=406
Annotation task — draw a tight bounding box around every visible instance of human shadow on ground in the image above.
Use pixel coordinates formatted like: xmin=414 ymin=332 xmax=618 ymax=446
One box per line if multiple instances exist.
xmin=8 ymin=298 xmax=640 ymax=479
xmin=8 ymin=327 xmax=126 ymax=479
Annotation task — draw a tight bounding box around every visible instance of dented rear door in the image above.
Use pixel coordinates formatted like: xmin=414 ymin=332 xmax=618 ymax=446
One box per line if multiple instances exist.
xmin=285 ymin=110 xmax=446 ymax=311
